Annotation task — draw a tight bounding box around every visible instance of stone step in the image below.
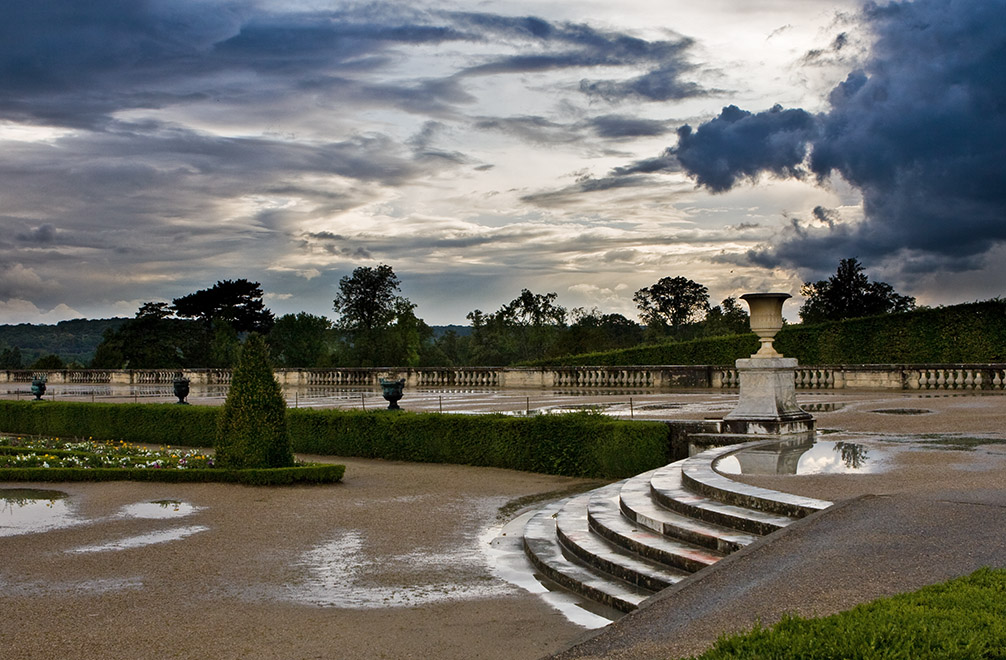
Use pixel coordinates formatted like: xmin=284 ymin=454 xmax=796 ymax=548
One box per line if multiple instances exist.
xmin=682 ymin=443 xmax=833 ymax=518
xmin=555 ymin=489 xmax=691 ymax=593
xmin=649 ymin=462 xmax=797 ymax=536
xmin=522 ymin=499 xmax=654 ymax=613
xmin=586 ymin=483 xmax=725 ymax=573
xmin=618 ymin=469 xmax=758 ymax=553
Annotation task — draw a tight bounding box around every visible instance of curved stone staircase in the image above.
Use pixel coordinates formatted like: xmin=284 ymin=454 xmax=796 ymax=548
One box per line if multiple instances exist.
xmin=522 ymin=440 xmax=833 ymax=613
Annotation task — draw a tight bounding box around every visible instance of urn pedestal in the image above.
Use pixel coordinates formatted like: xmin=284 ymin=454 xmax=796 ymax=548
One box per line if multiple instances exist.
xmin=723 ymin=293 xmax=814 ymax=437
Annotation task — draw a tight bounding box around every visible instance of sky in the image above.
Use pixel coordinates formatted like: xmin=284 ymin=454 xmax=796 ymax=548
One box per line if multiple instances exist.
xmin=1 ymin=0 xmax=1003 ymax=326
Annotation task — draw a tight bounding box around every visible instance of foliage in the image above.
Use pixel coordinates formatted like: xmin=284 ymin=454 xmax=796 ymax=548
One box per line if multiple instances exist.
xmin=29 ymin=353 xmax=66 ymax=370
xmin=0 ymin=318 xmax=127 ymax=366
xmin=91 ymin=316 xmax=210 ymax=369
xmin=689 ymin=568 xmax=1006 ymax=660
xmin=800 ymin=257 xmax=916 ymax=324
xmin=267 ymin=312 xmax=334 ymax=367
xmin=539 ymin=299 xmax=1006 ymax=366
xmin=634 ymin=276 xmax=710 ymax=338
xmin=332 ymin=264 xmax=430 ymax=366
xmin=0 ymin=401 xmax=669 ymax=479
xmin=466 ymin=289 xmax=568 ymax=365
xmin=0 ymin=346 xmax=24 ymax=369
xmin=553 ymin=308 xmax=644 ymax=357
xmin=287 ymin=409 xmax=669 ymax=478
xmin=172 ymin=279 xmax=275 ymax=334
xmin=0 ymin=436 xmax=343 ymax=484
xmin=703 ymin=297 xmax=750 ymax=337
xmin=215 ymin=334 xmax=294 ymax=469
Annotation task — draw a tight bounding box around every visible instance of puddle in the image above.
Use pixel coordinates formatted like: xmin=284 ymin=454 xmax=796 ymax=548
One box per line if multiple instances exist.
xmin=281 ymin=528 xmax=514 ymax=608
xmin=869 ymin=408 xmax=932 ymax=415
xmin=70 ymin=525 xmax=209 ymax=553
xmin=716 ymin=439 xmax=893 ymax=476
xmin=118 ymin=500 xmax=202 ymax=519
xmin=0 ymin=488 xmax=79 ymax=537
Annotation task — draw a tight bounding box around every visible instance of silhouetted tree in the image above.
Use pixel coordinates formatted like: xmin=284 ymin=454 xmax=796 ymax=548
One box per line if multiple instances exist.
xmin=634 ymin=276 xmax=710 ymax=338
xmin=172 ymin=279 xmax=274 ymax=334
xmin=799 ymin=258 xmax=915 ymax=324
xmin=332 ymin=264 xmax=424 ymax=366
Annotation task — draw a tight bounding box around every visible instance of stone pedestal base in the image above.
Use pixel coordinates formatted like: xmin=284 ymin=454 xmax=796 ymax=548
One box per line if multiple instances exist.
xmin=723 ymin=358 xmax=814 ymax=436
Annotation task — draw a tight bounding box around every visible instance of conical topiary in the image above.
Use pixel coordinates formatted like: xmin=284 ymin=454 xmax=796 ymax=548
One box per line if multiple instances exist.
xmin=215 ymin=333 xmax=294 ymax=469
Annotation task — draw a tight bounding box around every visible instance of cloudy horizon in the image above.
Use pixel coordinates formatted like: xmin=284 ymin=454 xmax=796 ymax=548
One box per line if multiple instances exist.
xmin=1 ymin=0 xmax=1003 ymax=326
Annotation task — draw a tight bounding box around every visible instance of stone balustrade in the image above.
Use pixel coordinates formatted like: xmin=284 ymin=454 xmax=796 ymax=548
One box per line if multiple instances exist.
xmin=3 ymin=364 xmax=1006 ymax=392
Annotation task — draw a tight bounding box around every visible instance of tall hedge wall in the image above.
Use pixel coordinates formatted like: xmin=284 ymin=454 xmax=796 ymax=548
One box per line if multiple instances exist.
xmin=0 ymin=401 xmax=670 ymax=479
xmin=544 ymin=300 xmax=1006 ymax=366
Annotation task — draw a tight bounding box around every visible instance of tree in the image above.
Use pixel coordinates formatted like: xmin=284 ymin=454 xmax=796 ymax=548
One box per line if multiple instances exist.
xmin=332 ymin=264 xmax=418 ymax=366
xmin=30 ymin=354 xmax=65 ymax=370
xmin=267 ymin=313 xmax=333 ymax=367
xmin=466 ymin=289 xmax=567 ymax=364
xmin=214 ymin=334 xmax=293 ymax=469
xmin=91 ymin=314 xmax=210 ymax=369
xmin=633 ymin=276 xmax=710 ymax=337
xmin=0 ymin=346 xmax=23 ymax=369
xmin=555 ymin=308 xmax=643 ymax=356
xmin=172 ymin=279 xmax=274 ymax=334
xmin=703 ymin=297 xmax=750 ymax=337
xmin=799 ymin=258 xmax=916 ymax=324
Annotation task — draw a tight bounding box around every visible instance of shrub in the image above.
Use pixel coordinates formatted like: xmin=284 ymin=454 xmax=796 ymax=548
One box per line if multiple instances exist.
xmin=0 ymin=401 xmax=671 ymax=479
xmin=215 ymin=334 xmax=294 ymax=469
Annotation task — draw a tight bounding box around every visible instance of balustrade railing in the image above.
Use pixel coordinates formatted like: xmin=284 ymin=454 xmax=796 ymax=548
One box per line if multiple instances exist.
xmin=3 ymin=364 xmax=1006 ymax=392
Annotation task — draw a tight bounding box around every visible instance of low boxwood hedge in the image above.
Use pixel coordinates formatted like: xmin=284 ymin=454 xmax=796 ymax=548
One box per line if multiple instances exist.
xmin=0 ymin=464 xmax=345 ymax=486
xmin=0 ymin=401 xmax=671 ymax=479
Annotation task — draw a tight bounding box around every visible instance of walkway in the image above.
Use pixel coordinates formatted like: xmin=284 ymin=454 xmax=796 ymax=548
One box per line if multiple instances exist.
xmin=553 ymin=392 xmax=1006 ymax=658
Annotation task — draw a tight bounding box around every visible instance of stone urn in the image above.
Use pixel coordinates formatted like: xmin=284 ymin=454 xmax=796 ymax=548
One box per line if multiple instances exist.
xmin=379 ymin=378 xmax=406 ymax=410
xmin=173 ymin=377 xmax=190 ymax=405
xmin=30 ymin=377 xmax=47 ymax=401
xmin=741 ymin=293 xmax=791 ymax=358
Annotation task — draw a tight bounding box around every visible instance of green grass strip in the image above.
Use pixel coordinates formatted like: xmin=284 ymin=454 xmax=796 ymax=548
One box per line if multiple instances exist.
xmin=688 ymin=567 xmax=1006 ymax=660
xmin=0 ymin=464 xmax=344 ymax=486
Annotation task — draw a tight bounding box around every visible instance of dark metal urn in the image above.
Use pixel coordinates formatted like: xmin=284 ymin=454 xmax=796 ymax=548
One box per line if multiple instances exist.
xmin=173 ymin=377 xmax=190 ymax=405
xmin=379 ymin=378 xmax=406 ymax=410
xmin=30 ymin=377 xmax=46 ymax=401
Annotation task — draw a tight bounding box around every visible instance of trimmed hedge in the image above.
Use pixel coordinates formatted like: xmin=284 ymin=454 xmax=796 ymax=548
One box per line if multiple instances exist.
xmin=0 ymin=464 xmax=345 ymax=486
xmin=541 ymin=299 xmax=1006 ymax=366
xmin=287 ymin=409 xmax=669 ymax=478
xmin=0 ymin=401 xmax=671 ymax=479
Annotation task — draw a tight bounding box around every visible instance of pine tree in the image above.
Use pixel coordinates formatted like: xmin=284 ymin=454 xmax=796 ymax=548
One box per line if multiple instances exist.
xmin=214 ymin=334 xmax=293 ymax=468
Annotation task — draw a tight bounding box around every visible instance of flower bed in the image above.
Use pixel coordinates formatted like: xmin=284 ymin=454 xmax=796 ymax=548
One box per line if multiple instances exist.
xmin=0 ymin=436 xmax=344 ymax=485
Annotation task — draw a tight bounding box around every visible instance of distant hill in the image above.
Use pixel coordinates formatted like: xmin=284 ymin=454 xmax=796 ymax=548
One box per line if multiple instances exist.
xmin=430 ymin=324 xmax=473 ymax=338
xmin=0 ymin=318 xmax=129 ymax=367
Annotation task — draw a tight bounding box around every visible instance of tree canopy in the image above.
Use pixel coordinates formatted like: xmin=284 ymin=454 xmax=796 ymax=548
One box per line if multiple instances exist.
xmin=172 ymin=279 xmax=274 ymax=334
xmin=332 ymin=264 xmax=428 ymax=366
xmin=633 ymin=276 xmax=710 ymax=337
xmin=800 ymin=258 xmax=916 ymax=324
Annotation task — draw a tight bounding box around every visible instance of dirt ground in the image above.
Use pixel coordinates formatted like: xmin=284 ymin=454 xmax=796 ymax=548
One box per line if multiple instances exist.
xmin=0 ymin=457 xmax=599 ymax=660
xmin=2 ymin=390 xmax=1005 ymax=659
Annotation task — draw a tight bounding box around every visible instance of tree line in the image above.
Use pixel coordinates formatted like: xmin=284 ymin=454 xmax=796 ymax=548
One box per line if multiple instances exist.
xmin=4 ymin=258 xmax=916 ymax=370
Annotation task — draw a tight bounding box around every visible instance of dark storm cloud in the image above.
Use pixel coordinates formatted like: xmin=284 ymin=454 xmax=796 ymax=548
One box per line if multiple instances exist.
xmin=674 ymin=104 xmax=818 ymax=192
xmin=662 ymin=0 xmax=1006 ymax=275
